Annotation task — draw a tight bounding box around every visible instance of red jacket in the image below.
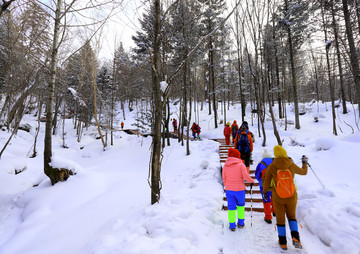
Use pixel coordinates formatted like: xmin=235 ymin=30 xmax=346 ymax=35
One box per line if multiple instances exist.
xmin=222 ymin=157 xmax=254 ymax=191
xmin=223 ymin=126 xmax=231 ymax=136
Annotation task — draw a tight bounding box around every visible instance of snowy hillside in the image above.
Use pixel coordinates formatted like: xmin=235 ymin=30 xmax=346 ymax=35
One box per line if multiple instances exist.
xmin=0 ymin=101 xmax=359 ymax=254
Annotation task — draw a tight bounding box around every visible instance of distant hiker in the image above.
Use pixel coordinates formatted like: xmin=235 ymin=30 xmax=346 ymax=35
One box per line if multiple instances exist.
xmin=191 ymin=122 xmax=197 ymax=139
xmin=222 ymin=148 xmax=254 ymax=231
xmin=255 ymin=149 xmax=275 ymax=224
xmin=231 ymin=120 xmax=239 ymax=144
xmin=263 ymin=145 xmax=308 ymax=250
xmin=241 ymin=121 xmax=255 ymax=143
xmin=234 ymin=124 xmax=253 ymax=173
xmin=172 ymin=119 xmax=177 ymax=133
xmin=223 ymin=122 xmax=231 ymax=145
xmin=241 ymin=121 xmax=255 ymax=164
xmin=121 ymin=121 xmax=124 ymax=130
xmin=196 ymin=124 xmax=201 ymax=140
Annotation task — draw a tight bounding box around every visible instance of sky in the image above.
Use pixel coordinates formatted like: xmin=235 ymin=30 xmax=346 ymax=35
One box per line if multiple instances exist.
xmin=0 ymin=98 xmax=359 ymax=253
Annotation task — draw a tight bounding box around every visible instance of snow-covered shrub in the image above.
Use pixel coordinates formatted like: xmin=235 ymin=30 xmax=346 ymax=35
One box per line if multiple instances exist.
xmin=315 ymin=138 xmax=336 ymax=151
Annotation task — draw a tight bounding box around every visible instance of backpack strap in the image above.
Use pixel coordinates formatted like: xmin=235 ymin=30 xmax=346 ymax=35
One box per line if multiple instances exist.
xmin=260 ymin=161 xmax=268 ymax=168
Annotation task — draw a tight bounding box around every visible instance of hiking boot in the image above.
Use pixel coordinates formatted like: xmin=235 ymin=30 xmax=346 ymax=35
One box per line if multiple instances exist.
xmin=229 ymin=226 xmax=236 ymax=232
xmin=278 ymin=235 xmax=287 ymax=250
xmin=237 ymin=223 xmax=245 ymax=228
xmin=278 ymin=241 xmax=287 ymax=250
xmin=264 ymin=217 xmax=272 ymax=224
xmin=292 ymin=238 xmax=303 ymax=249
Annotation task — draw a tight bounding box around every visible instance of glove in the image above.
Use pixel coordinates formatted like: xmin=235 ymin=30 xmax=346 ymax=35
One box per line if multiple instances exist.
xmin=263 ymin=192 xmax=269 ymax=202
xmin=301 ymin=155 xmax=309 ymax=164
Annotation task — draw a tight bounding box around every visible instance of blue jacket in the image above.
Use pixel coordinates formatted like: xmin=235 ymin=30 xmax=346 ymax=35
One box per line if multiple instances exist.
xmin=255 ymin=158 xmax=273 ymax=187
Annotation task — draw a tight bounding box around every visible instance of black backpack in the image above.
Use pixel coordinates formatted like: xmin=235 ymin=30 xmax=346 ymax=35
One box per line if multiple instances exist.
xmin=237 ymin=130 xmax=250 ymax=154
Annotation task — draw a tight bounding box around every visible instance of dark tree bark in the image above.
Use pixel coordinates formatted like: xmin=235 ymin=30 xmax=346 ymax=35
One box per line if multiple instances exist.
xmin=284 ymin=0 xmax=300 ymax=129
xmin=342 ymin=0 xmax=360 ymax=116
xmin=321 ymin=3 xmax=338 ymax=135
xmin=150 ymin=0 xmax=162 ymax=205
xmin=331 ymin=1 xmax=347 ymax=114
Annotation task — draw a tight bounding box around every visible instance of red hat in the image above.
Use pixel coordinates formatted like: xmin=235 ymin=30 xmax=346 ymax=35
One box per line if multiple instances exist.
xmin=228 ymin=148 xmax=241 ymax=159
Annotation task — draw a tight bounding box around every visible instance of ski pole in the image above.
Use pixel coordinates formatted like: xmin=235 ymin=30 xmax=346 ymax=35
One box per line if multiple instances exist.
xmin=250 ymin=184 xmax=253 ymax=227
xmin=307 ymin=162 xmax=325 ymax=190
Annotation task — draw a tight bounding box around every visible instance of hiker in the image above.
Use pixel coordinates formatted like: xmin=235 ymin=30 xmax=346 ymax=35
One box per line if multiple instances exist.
xmin=255 ymin=149 xmax=275 ymax=224
xmin=222 ymin=148 xmax=254 ymax=231
xmin=223 ymin=122 xmax=231 ymax=145
xmin=234 ymin=124 xmax=253 ymax=173
xmin=241 ymin=121 xmax=255 ymax=164
xmin=241 ymin=121 xmax=255 ymax=143
xmin=121 ymin=121 xmax=124 ymax=130
xmin=191 ymin=122 xmax=197 ymax=139
xmin=231 ymin=120 xmax=239 ymax=144
xmin=263 ymin=145 xmax=308 ymax=250
xmin=172 ymin=119 xmax=177 ymax=133
xmin=196 ymin=124 xmax=201 ymax=140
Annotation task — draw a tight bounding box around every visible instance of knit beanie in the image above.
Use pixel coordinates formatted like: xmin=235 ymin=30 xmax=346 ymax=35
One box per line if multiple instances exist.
xmin=262 ymin=149 xmax=273 ymax=159
xmin=226 ymin=122 xmax=230 ymax=126
xmin=273 ymin=145 xmax=287 ymax=158
xmin=228 ymin=148 xmax=241 ymax=159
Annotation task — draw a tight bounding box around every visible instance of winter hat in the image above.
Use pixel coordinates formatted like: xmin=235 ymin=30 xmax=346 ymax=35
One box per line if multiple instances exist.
xmin=273 ymin=145 xmax=287 ymax=158
xmin=233 ymin=120 xmax=237 ymax=124
xmin=262 ymin=149 xmax=273 ymax=159
xmin=226 ymin=122 xmax=230 ymax=126
xmin=228 ymin=148 xmax=241 ymax=159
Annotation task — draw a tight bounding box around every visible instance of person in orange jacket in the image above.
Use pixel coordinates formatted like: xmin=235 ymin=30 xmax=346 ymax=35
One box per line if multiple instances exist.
xmin=222 ymin=148 xmax=254 ymax=231
xmin=121 ymin=121 xmax=124 ymax=130
xmin=234 ymin=124 xmax=253 ymax=173
xmin=231 ymin=120 xmax=239 ymax=144
xmin=223 ymin=122 xmax=231 ymax=145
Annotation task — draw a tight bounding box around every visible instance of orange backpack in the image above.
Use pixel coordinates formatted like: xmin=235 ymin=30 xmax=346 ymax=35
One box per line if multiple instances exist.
xmin=275 ymin=169 xmax=295 ymax=198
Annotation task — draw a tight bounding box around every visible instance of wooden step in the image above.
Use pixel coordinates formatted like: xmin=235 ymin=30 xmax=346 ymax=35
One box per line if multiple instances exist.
xmin=222 ymin=205 xmax=264 ymax=212
xmin=223 ymin=197 xmax=263 ymax=203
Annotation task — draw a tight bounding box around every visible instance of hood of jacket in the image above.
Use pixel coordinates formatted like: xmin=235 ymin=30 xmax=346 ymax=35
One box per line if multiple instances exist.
xmin=224 ymin=156 xmax=243 ymax=167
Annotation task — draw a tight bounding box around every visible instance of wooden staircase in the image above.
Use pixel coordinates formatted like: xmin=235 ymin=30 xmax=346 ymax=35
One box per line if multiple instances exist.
xmin=215 ymin=138 xmax=264 ymax=213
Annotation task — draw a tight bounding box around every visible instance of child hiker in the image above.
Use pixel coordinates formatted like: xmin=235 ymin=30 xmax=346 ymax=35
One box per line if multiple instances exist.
xmin=263 ymin=145 xmax=308 ymax=250
xmin=255 ymin=149 xmax=275 ymax=224
xmin=222 ymin=148 xmax=254 ymax=231
xmin=223 ymin=122 xmax=231 ymax=145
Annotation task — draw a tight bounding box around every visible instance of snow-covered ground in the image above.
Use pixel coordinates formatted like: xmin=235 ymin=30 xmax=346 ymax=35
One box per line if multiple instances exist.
xmin=0 ymin=101 xmax=359 ymax=254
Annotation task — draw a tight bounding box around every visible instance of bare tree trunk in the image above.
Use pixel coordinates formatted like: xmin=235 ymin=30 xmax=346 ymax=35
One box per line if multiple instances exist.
xmin=149 ymin=0 xmax=162 ymax=205
xmin=31 ymin=98 xmax=43 ymax=157
xmin=285 ymin=0 xmax=300 ymax=129
xmin=209 ymin=36 xmax=218 ymax=129
xmin=342 ymin=0 xmax=360 ymax=116
xmin=321 ymin=4 xmax=338 ymax=135
xmin=331 ymin=1 xmax=347 ymax=114
xmin=44 ymin=0 xmax=63 ymax=185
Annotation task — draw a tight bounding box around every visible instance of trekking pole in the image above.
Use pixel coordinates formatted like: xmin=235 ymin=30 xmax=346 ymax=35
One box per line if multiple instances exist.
xmin=250 ymin=184 xmax=253 ymax=227
xmin=307 ymin=162 xmax=325 ymax=190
